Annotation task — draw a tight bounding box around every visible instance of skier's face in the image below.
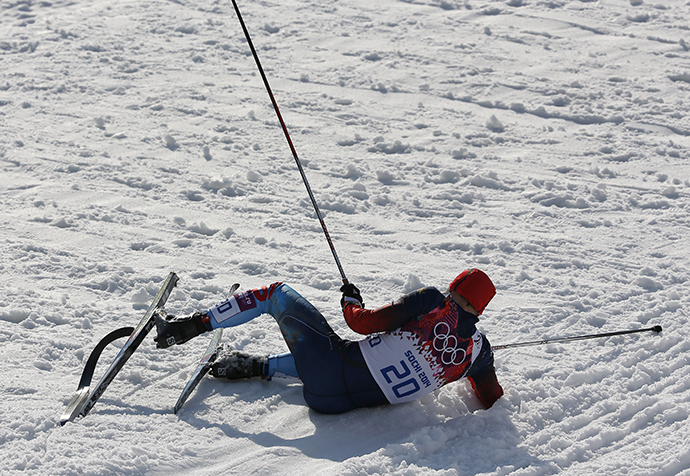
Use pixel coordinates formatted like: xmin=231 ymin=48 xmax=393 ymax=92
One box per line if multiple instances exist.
xmin=448 ymin=290 xmax=478 ymax=316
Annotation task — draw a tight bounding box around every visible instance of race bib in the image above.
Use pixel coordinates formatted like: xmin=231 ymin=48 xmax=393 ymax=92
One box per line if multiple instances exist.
xmin=207 ymin=291 xmax=258 ymax=325
xmin=359 ymin=326 xmax=483 ymax=404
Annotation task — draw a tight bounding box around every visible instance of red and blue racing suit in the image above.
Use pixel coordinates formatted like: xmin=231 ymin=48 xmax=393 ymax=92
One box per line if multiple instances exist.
xmin=205 ymin=283 xmax=503 ymax=413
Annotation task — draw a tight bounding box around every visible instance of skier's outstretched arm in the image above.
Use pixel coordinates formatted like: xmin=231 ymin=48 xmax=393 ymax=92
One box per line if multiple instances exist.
xmin=340 ymin=284 xmax=444 ymax=334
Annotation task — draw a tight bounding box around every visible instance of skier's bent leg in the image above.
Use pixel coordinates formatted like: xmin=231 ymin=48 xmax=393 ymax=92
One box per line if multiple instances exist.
xmin=205 ymin=283 xmax=314 ymax=380
xmin=156 ymin=282 xmax=310 ymax=348
xmin=207 ymin=283 xmax=386 ymax=412
xmin=258 ymin=285 xmax=387 ymax=413
xmin=206 ymin=283 xmax=334 ymax=339
xmin=206 ymin=283 xmax=283 ymax=328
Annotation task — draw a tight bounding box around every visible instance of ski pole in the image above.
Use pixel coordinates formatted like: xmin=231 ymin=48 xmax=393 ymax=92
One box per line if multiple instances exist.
xmin=230 ymin=0 xmax=349 ymax=285
xmin=492 ymin=325 xmax=662 ymax=350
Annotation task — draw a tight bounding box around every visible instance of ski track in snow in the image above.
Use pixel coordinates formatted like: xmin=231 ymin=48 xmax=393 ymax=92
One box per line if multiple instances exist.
xmin=1 ymin=0 xmax=689 ymax=474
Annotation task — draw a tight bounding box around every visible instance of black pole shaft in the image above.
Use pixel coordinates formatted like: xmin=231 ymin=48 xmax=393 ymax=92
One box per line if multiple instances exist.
xmin=230 ymin=0 xmax=348 ymax=285
xmin=493 ymin=325 xmax=662 ymax=350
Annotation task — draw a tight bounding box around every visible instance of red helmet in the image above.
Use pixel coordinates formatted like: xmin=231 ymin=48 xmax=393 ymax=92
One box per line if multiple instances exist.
xmin=449 ymin=269 xmax=496 ymax=315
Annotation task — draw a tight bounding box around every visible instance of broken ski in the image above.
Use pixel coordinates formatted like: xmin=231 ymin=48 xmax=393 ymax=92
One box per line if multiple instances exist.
xmin=60 ymin=272 xmax=179 ymax=425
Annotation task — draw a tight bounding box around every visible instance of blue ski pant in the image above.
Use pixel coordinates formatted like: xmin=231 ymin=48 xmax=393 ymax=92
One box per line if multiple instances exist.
xmin=206 ymin=283 xmax=388 ymax=414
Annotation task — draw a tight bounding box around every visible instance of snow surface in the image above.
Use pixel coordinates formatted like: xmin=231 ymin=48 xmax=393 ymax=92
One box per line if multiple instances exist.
xmin=1 ymin=0 xmax=689 ymax=474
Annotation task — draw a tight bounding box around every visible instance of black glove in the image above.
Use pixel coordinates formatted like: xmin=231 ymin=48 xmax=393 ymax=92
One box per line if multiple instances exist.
xmin=340 ymin=283 xmax=364 ymax=308
xmin=154 ymin=311 xmax=208 ymax=349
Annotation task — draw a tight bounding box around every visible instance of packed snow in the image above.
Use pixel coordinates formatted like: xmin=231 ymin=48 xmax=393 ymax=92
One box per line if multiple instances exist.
xmin=1 ymin=0 xmax=689 ymax=474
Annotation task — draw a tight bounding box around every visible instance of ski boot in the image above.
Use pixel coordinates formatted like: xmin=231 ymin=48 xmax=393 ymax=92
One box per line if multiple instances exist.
xmin=211 ymin=345 xmax=267 ymax=380
xmin=154 ymin=310 xmax=210 ymax=348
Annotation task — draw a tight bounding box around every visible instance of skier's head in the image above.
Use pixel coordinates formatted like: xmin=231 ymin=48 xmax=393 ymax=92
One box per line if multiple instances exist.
xmin=449 ymin=269 xmax=495 ymax=315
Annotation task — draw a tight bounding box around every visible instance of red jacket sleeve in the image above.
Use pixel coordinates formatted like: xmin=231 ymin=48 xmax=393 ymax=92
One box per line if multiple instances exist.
xmin=467 ymin=366 xmax=504 ymax=409
xmin=342 ymin=287 xmax=445 ymax=335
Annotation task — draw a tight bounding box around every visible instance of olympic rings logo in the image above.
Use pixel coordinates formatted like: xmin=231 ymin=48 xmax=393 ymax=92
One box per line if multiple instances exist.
xmin=433 ymin=322 xmax=466 ymax=366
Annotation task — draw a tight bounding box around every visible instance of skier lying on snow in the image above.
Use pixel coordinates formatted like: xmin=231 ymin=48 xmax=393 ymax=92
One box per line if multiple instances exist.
xmin=154 ymin=268 xmax=504 ymax=414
